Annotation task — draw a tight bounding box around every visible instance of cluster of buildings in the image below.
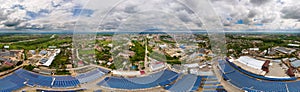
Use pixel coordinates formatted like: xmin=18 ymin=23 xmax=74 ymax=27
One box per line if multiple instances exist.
xmin=95 ymin=34 xmax=214 ymax=78
xmin=27 ymin=48 xmax=61 ymax=67
xmin=232 ymin=43 xmax=300 ymax=78
xmin=282 ymin=57 xmax=300 ymax=77
xmin=0 ymin=47 xmax=24 ymax=70
xmin=240 ymin=46 xmax=298 ymax=59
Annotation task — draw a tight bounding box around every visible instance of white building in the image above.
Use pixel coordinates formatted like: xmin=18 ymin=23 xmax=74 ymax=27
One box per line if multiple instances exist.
xmin=4 ymin=46 xmax=9 ymax=49
xmin=274 ymin=47 xmax=296 ymax=54
xmin=183 ymin=63 xmax=199 ymax=68
xmin=237 ymin=56 xmax=266 ymax=70
xmin=288 ymin=44 xmax=300 ymax=47
xmin=41 ymin=49 xmax=61 ymax=66
xmin=249 ymin=48 xmax=259 ymax=51
xmin=150 ymin=62 xmax=165 ymax=72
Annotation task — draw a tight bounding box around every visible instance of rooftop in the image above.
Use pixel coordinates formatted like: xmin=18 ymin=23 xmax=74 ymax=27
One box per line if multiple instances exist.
xmin=274 ymin=47 xmax=296 ymax=54
xmin=291 ymin=60 xmax=300 ymax=68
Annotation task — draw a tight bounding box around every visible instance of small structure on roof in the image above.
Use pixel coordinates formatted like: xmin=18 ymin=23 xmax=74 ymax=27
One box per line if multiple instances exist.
xmin=261 ymin=60 xmax=270 ymax=73
xmin=287 ymin=68 xmax=295 ymax=77
xmin=40 ymin=58 xmax=48 ymax=64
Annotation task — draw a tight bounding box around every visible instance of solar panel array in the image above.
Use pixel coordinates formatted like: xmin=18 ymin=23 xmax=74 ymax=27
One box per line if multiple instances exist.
xmin=0 ymin=68 xmax=109 ymax=91
xmin=227 ymin=59 xmax=297 ymax=81
xmin=167 ymin=74 xmax=201 ymax=92
xmin=0 ymin=73 xmax=26 ymax=92
xmin=97 ymin=69 xmax=179 ymax=89
xmin=6 ymin=58 xmax=300 ymax=92
xmin=201 ymin=76 xmax=225 ymax=92
xmin=75 ymin=68 xmax=106 ymax=83
xmin=15 ymin=69 xmax=53 ymax=87
xmin=52 ymin=76 xmax=80 ymax=88
xmin=219 ymin=60 xmax=300 ymax=92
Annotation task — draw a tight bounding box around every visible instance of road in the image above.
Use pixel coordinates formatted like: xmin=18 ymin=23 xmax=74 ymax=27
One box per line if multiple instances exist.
xmin=144 ymin=36 xmax=150 ymax=72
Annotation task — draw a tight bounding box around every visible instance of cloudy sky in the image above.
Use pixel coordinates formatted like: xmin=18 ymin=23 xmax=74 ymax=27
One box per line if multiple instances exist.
xmin=0 ymin=0 xmax=299 ymax=31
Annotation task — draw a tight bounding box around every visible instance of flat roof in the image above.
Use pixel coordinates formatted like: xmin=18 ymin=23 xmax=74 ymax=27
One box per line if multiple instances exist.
xmin=237 ymin=56 xmax=264 ymax=70
xmin=274 ymin=47 xmax=296 ymax=54
xmin=291 ymin=60 xmax=300 ymax=68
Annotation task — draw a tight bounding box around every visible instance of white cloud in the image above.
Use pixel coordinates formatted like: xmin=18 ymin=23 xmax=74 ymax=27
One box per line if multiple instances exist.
xmin=209 ymin=0 xmax=300 ymax=30
xmin=0 ymin=0 xmax=299 ymax=31
xmin=0 ymin=0 xmax=87 ymax=29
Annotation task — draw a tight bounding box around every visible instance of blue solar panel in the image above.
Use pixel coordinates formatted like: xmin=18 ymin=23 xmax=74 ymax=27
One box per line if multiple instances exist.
xmin=14 ymin=69 xmax=80 ymax=88
xmin=286 ymin=81 xmax=300 ymax=92
xmin=218 ymin=60 xmax=235 ymax=74
xmin=98 ymin=69 xmax=178 ymax=89
xmin=219 ymin=60 xmax=292 ymax=92
xmin=191 ymin=76 xmax=202 ymax=91
xmin=204 ymin=81 xmax=220 ymax=85
xmin=14 ymin=69 xmax=53 ymax=87
xmin=226 ymin=60 xmax=297 ymax=81
xmin=94 ymin=90 xmax=102 ymax=92
xmin=98 ymin=68 xmax=110 ymax=74
xmin=52 ymin=76 xmax=80 ymax=88
xmin=168 ymin=74 xmax=198 ymax=92
xmin=76 ymin=68 xmax=106 ymax=83
xmin=36 ymin=88 xmax=86 ymax=92
xmin=0 ymin=73 xmax=26 ymax=92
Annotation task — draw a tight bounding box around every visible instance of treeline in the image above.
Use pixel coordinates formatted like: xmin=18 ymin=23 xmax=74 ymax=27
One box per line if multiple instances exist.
xmin=3 ymin=35 xmax=72 ymax=50
xmin=15 ymin=37 xmax=54 ymax=46
xmin=129 ymin=41 xmax=145 ymax=62
xmin=0 ymin=35 xmax=47 ymax=43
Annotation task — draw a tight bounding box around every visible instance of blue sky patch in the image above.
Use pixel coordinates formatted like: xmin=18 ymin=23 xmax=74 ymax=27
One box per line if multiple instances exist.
xmin=235 ymin=19 xmax=244 ymax=24
xmin=72 ymin=8 xmax=94 ymax=17
xmin=254 ymin=23 xmax=264 ymax=26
